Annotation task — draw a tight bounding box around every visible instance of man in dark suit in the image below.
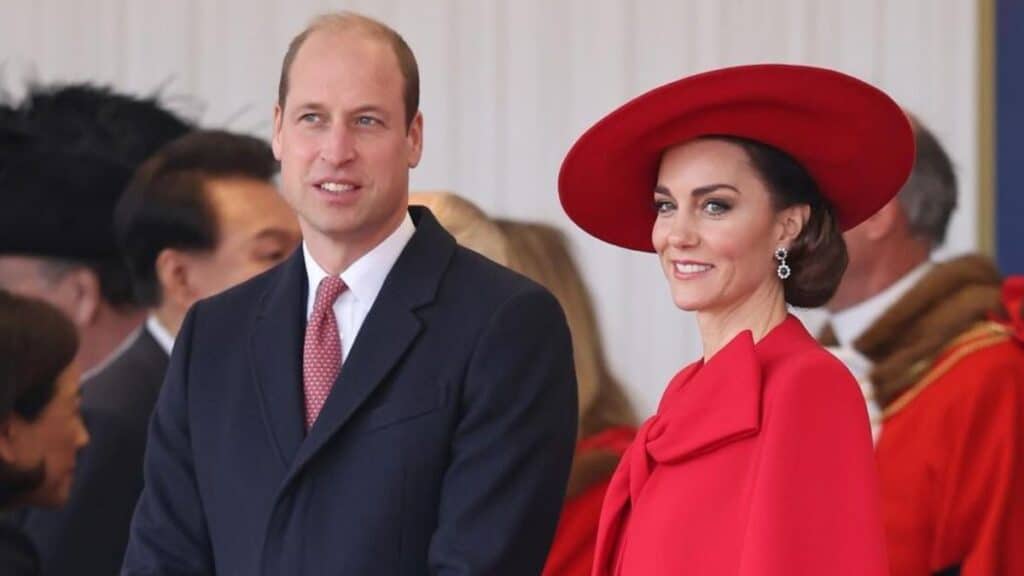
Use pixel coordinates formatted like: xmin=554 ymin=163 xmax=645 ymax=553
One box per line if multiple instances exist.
xmin=11 ymin=130 xmax=300 ymax=576
xmin=122 ymin=11 xmax=578 ymax=576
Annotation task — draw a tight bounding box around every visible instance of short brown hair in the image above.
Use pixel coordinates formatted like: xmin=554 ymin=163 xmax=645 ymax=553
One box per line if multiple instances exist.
xmin=709 ymin=136 xmax=849 ymax=308
xmin=277 ymin=12 xmax=420 ymax=127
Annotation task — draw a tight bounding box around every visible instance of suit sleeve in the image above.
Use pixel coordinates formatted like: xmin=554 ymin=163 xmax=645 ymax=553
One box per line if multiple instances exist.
xmin=122 ymin=305 xmax=214 ymax=575
xmin=428 ymin=287 xmax=578 ymax=576
xmin=737 ymin=357 xmax=889 ymax=576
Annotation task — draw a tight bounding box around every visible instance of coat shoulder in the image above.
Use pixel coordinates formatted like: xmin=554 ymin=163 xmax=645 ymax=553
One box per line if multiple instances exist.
xmin=763 ymin=343 xmax=866 ymax=422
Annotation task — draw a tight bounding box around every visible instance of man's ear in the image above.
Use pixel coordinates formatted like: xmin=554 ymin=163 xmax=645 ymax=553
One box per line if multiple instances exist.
xmin=406 ymin=111 xmax=424 ymax=168
xmin=0 ymin=417 xmax=25 ymax=464
xmin=272 ymin=103 xmax=284 ymax=161
xmin=154 ymin=248 xmax=199 ymax=310
xmin=57 ymin=267 xmax=103 ymax=327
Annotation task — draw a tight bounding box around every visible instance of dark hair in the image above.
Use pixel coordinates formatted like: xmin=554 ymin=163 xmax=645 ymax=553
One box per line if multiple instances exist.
xmin=20 ymin=83 xmax=193 ymax=166
xmin=0 ymin=147 xmax=139 ymax=309
xmin=114 ymin=130 xmax=279 ymax=307
xmin=278 ymin=12 xmax=420 ymax=127
xmin=16 ymin=83 xmax=194 ymax=308
xmin=708 ymin=136 xmax=848 ymax=308
xmin=0 ymin=102 xmax=28 ymax=172
xmin=0 ymin=290 xmax=79 ymax=506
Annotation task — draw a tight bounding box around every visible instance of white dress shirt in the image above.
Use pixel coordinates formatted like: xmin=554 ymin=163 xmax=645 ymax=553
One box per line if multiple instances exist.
xmin=302 ymin=213 xmax=416 ymax=360
xmin=831 ymin=261 xmax=933 ymax=348
xmin=146 ymin=315 xmax=176 ymax=356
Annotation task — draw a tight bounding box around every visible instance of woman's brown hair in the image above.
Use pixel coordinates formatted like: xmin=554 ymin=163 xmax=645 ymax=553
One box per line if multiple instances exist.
xmin=0 ymin=289 xmax=79 ymax=506
xmin=708 ymin=136 xmax=849 ymax=308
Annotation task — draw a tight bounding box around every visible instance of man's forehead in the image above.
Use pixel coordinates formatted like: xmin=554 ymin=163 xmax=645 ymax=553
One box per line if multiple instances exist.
xmin=293 ymin=27 xmax=400 ymax=78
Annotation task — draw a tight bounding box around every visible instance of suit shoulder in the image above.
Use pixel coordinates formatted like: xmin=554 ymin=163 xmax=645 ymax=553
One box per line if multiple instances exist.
xmin=199 ymin=259 xmax=282 ymax=311
xmin=82 ymin=331 xmax=168 ymax=416
xmin=444 ymin=244 xmax=551 ymax=304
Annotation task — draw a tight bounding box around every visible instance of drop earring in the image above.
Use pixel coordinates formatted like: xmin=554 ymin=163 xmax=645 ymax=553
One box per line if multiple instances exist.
xmin=774 ymin=247 xmax=791 ymax=280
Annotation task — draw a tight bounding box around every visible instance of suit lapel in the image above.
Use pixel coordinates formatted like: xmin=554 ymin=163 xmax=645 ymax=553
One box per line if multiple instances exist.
xmin=250 ymin=248 xmax=308 ymax=470
xmin=282 ymin=207 xmax=456 ymax=486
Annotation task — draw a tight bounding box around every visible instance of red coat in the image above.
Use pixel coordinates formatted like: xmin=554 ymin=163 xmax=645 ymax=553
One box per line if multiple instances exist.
xmin=544 ymin=427 xmax=636 ymax=576
xmin=593 ymin=315 xmax=888 ymax=575
xmin=876 ymin=279 xmax=1024 ymax=575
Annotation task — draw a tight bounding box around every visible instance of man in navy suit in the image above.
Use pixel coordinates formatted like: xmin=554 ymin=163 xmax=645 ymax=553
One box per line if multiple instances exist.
xmin=122 ymin=11 xmax=578 ymax=576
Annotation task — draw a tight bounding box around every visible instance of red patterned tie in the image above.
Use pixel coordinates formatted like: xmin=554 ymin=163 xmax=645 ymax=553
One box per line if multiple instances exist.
xmin=303 ymin=276 xmax=347 ymax=430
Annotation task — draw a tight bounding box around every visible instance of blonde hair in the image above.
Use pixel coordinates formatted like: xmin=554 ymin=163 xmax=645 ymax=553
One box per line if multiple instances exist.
xmin=409 ymin=191 xmax=508 ymax=265
xmin=496 ymin=219 xmax=635 ymax=436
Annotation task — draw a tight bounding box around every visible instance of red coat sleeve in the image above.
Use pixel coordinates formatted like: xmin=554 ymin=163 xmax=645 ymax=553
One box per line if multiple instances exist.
xmin=932 ymin=353 xmax=1024 ymax=575
xmin=738 ymin=355 xmax=889 ymax=576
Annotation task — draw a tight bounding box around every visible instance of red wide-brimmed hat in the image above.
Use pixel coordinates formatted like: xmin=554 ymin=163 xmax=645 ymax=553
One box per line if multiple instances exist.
xmin=558 ymin=64 xmax=915 ymax=252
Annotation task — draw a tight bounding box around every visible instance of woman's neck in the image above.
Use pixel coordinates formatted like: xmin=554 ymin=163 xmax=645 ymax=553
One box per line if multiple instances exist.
xmin=696 ymin=281 xmax=788 ymax=362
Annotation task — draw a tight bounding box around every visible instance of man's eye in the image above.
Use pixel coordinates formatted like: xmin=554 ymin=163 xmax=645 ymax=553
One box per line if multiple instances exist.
xmin=299 ymin=113 xmax=321 ymax=124
xmin=355 ymin=116 xmax=381 ymax=127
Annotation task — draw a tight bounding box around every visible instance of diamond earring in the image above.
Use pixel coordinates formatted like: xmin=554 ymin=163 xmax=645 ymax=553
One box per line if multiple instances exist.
xmin=774 ymin=247 xmax=791 ymax=280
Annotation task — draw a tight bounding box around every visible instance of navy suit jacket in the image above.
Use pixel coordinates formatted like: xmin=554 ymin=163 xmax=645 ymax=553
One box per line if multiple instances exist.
xmin=122 ymin=207 xmax=578 ymax=575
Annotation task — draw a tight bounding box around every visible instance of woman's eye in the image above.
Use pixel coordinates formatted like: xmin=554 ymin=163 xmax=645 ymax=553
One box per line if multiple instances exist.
xmin=654 ymin=199 xmax=675 ymax=214
xmin=702 ymin=200 xmax=730 ymax=215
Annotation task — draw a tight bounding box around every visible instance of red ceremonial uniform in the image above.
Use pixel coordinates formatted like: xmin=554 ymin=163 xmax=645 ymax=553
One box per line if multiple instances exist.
xmin=543 ymin=427 xmax=635 ymax=576
xmin=876 ymin=279 xmax=1024 ymax=575
xmin=593 ymin=315 xmax=888 ymax=576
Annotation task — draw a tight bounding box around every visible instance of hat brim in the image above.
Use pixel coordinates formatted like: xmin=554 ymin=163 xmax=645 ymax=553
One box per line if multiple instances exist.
xmin=558 ymin=64 xmax=915 ymax=252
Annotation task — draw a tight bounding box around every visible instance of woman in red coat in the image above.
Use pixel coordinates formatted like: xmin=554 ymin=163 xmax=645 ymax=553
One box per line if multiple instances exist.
xmin=558 ymin=64 xmax=915 ymax=575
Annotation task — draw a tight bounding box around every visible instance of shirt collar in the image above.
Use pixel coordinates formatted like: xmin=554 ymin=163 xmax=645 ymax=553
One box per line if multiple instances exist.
xmin=146 ymin=315 xmax=176 ymax=356
xmin=302 ymin=212 xmax=416 ymax=313
xmin=831 ymin=261 xmax=933 ymax=347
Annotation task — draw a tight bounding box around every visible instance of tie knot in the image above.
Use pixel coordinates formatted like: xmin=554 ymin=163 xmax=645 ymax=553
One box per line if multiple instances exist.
xmin=314 ymin=276 xmax=347 ymax=312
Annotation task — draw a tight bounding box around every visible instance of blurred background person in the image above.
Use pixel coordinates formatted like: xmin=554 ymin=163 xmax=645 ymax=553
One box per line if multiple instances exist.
xmin=0 ymin=83 xmax=192 ymax=576
xmin=0 ymin=290 xmax=90 ymax=576
xmin=408 ymin=190 xmax=508 ymax=264
xmin=495 ymin=219 xmax=636 ymax=576
xmin=0 ymin=83 xmax=193 ymax=378
xmin=823 ymin=115 xmax=1024 ymax=576
xmin=15 ymin=129 xmax=300 ymax=576
xmin=410 ymin=191 xmax=636 ymax=576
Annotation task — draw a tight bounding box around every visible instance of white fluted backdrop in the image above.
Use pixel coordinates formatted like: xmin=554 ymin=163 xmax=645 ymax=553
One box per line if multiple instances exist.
xmin=0 ymin=0 xmax=979 ymax=416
